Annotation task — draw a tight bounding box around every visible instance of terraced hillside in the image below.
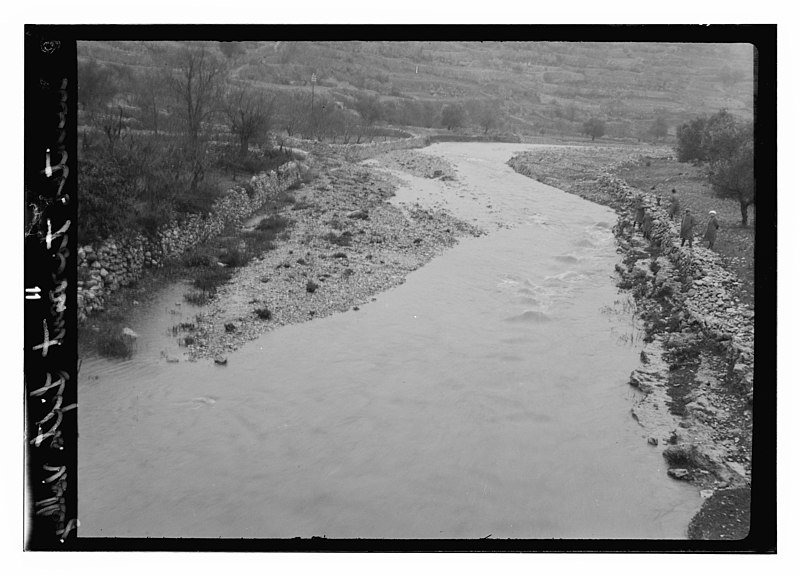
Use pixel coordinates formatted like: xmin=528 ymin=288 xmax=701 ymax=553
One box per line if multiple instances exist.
xmin=79 ymin=40 xmax=753 ymax=140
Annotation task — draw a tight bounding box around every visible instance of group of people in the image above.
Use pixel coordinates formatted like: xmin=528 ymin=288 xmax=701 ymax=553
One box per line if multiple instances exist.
xmin=634 ymin=188 xmax=719 ymax=250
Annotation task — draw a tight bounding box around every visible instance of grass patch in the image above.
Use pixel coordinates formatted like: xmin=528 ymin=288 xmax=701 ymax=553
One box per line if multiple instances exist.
xmin=184 ymin=290 xmax=210 ymax=305
xmin=193 ymin=267 xmax=234 ymax=292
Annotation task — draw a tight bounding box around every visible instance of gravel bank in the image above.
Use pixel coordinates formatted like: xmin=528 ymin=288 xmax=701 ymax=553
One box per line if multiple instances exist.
xmin=188 ymin=154 xmax=481 ymax=360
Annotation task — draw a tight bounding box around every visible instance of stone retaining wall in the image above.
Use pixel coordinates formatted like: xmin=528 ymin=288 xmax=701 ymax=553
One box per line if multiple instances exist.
xmin=77 ymin=161 xmax=302 ymax=321
xmin=509 ymin=154 xmax=755 ymax=400
xmin=599 ymin=171 xmax=754 ymax=398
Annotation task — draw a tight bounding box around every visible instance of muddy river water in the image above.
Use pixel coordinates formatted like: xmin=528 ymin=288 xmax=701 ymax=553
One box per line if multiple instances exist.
xmin=78 ymin=143 xmax=700 ymax=539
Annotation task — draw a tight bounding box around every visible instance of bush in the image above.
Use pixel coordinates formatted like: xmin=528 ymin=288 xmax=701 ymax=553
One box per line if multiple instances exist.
xmin=254 ymin=307 xmax=272 ymax=320
xmin=306 ymin=280 xmax=319 ymax=293
xmin=174 ymin=179 xmax=225 ymax=215
xmin=218 ymin=247 xmax=250 ymax=268
xmin=96 ymin=325 xmax=135 ymax=359
xmin=184 ymin=249 xmax=216 ymax=268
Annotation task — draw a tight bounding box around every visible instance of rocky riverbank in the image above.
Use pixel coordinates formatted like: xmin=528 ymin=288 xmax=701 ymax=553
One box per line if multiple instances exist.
xmin=186 ymin=151 xmax=481 ymax=360
xmin=508 ymin=146 xmax=754 ymax=540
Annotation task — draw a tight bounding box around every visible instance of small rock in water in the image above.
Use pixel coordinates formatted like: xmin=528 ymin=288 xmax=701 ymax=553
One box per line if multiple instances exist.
xmin=647 ymin=437 xmax=658 ymax=446
xmin=700 ymin=489 xmax=714 ymax=499
xmin=214 ymin=355 xmax=228 ymax=365
xmin=122 ymin=327 xmax=139 ymax=338
xmin=667 ymin=468 xmax=690 ymax=480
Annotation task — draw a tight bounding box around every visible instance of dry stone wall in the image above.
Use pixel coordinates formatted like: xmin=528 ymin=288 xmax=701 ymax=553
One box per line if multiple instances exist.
xmin=77 ymin=162 xmax=302 ymax=321
xmin=509 ymin=154 xmax=754 ymax=401
xmin=598 ymin=171 xmax=754 ymax=399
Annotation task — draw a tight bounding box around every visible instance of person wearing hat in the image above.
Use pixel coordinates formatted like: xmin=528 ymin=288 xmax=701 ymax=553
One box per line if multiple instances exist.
xmin=680 ymin=208 xmax=697 ymax=248
xmin=704 ymin=210 xmax=720 ymax=249
xmin=668 ymin=189 xmax=681 ymax=221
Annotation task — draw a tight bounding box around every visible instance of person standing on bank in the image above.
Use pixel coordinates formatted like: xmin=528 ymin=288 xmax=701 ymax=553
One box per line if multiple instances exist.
xmin=634 ymin=196 xmax=645 ymax=230
xmin=680 ymin=208 xmax=697 ymax=248
xmin=642 ymin=209 xmax=654 ymax=241
xmin=704 ymin=210 xmax=720 ymax=249
xmin=668 ymin=189 xmax=681 ymax=221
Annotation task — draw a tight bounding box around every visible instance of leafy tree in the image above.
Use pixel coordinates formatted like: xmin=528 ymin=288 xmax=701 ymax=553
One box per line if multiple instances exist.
xmin=353 ymin=92 xmax=382 ymax=126
xmin=649 ymin=115 xmax=669 ymax=140
xmin=225 ymin=86 xmax=275 ymax=154
xmin=582 ymin=117 xmax=606 ymax=141
xmin=675 ymin=116 xmax=708 ymax=163
xmin=708 ymin=127 xmax=755 ymax=226
xmin=676 ymin=110 xmax=755 ymax=226
xmin=476 ymin=102 xmax=502 ymax=134
xmin=701 ymin=109 xmax=741 ymax=163
xmin=440 ymin=103 xmax=466 ymax=130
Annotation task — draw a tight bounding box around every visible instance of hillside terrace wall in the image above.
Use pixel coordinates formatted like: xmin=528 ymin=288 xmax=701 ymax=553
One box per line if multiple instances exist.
xmin=77 ymin=161 xmax=302 ymax=321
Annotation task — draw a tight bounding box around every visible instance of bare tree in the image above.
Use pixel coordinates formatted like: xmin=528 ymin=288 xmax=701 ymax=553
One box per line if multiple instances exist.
xmin=225 ymin=86 xmax=276 ymax=154
xmin=134 ymin=67 xmax=171 ymax=136
xmin=276 ymin=91 xmax=311 ymax=137
xmin=170 ymin=45 xmax=227 ymax=144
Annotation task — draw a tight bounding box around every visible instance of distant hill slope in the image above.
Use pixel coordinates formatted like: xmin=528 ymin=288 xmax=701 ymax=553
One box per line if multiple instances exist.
xmin=78 ymin=40 xmax=754 ymax=139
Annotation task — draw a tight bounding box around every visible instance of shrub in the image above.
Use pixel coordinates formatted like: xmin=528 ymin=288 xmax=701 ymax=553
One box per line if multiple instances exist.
xmin=96 ymin=325 xmax=135 ymax=359
xmin=174 ymin=179 xmax=225 ymax=215
xmin=218 ymin=247 xmax=250 ymax=268
xmin=306 ymin=280 xmax=319 ymax=293
xmin=184 ymin=249 xmax=216 ymax=268
xmin=254 ymin=307 xmax=272 ymax=320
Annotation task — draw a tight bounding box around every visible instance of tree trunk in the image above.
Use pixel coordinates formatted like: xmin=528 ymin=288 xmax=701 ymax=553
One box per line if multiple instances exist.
xmin=739 ymin=200 xmax=749 ymax=226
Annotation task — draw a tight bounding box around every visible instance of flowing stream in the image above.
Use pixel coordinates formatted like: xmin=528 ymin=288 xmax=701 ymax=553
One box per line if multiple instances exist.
xmin=78 ymin=143 xmax=700 ymax=539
